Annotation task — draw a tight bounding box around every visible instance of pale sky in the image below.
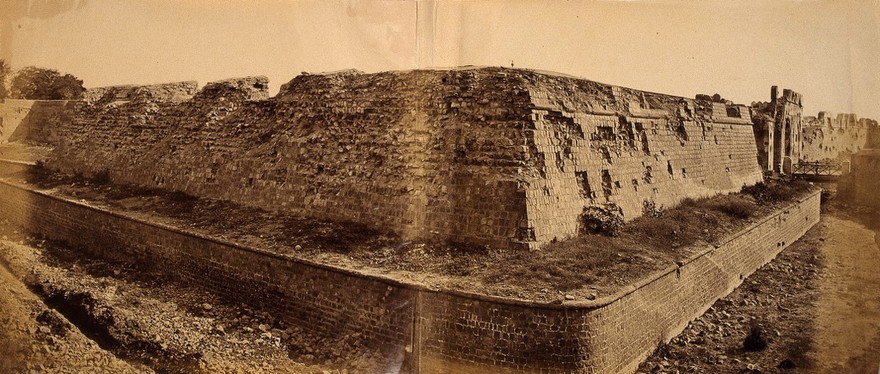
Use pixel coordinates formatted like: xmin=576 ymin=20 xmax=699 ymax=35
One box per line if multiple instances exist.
xmin=1 ymin=0 xmax=878 ymax=119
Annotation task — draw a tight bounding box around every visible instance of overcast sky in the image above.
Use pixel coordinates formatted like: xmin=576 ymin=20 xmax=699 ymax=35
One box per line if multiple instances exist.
xmin=1 ymin=0 xmax=878 ymax=119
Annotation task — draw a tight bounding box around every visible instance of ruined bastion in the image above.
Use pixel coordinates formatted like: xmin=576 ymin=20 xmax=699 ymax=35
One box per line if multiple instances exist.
xmin=5 ymin=67 xmax=766 ymax=249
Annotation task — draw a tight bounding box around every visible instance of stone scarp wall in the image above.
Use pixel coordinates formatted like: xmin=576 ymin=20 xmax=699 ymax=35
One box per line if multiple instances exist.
xmin=0 ymin=174 xmax=821 ymax=373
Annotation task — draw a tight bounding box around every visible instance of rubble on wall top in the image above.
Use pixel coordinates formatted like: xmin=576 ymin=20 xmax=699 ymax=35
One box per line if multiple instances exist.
xmin=309 ymin=69 xmax=365 ymax=76
xmin=194 ymin=76 xmax=270 ymax=101
xmin=84 ymin=81 xmax=199 ymax=103
xmin=80 ymin=66 xmax=757 ymax=122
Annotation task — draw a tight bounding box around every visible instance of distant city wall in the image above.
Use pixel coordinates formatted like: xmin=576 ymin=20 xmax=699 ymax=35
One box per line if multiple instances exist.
xmin=41 ymin=67 xmax=764 ymax=249
xmin=800 ymin=112 xmax=879 ymax=162
xmin=0 ymin=169 xmax=821 ymax=373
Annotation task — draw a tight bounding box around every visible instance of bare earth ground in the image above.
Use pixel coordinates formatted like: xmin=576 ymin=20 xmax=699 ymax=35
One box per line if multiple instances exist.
xmin=0 ymin=257 xmax=140 ymax=373
xmin=639 ymin=200 xmax=880 ymax=374
xmin=812 ymin=204 xmax=880 ymax=373
xmin=0 ymin=220 xmax=392 ymax=373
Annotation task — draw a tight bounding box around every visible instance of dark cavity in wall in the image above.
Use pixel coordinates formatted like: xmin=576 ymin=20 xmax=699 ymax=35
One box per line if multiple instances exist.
xmin=641 ymin=131 xmax=651 ymax=155
xmin=601 ymin=169 xmax=613 ymax=198
xmin=600 ymin=146 xmax=612 ymax=164
xmin=575 ymin=171 xmax=593 ymax=199
xmin=596 ymin=125 xmax=615 ymax=140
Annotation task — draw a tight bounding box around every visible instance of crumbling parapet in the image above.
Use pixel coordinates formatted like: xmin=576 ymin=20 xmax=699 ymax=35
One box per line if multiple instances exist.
xmin=84 ymin=81 xmax=199 ymax=103
xmin=194 ymin=76 xmax=269 ymax=102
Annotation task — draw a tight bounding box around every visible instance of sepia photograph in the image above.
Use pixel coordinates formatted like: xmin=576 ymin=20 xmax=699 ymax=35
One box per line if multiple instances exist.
xmin=0 ymin=0 xmax=878 ymax=372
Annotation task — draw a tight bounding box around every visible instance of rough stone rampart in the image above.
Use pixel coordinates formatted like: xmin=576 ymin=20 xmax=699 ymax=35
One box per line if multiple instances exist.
xmin=839 ymin=148 xmax=880 ymax=208
xmin=518 ymin=73 xmax=762 ymax=244
xmin=42 ymin=68 xmax=764 ymax=249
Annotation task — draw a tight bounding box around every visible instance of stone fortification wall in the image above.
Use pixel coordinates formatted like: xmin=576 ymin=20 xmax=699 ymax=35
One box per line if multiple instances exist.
xmin=516 ymin=73 xmax=763 ymax=244
xmin=800 ymin=112 xmax=878 ymax=161
xmin=0 ymin=171 xmax=821 ymax=373
xmin=0 ymin=99 xmax=76 ymax=145
xmin=45 ymin=67 xmax=763 ymax=249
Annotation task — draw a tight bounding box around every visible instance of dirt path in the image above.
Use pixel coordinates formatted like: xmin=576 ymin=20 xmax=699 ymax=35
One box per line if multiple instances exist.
xmin=810 ymin=214 xmax=880 ymax=373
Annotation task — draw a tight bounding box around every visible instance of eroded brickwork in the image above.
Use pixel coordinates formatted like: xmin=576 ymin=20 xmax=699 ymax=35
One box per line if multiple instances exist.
xmin=519 ymin=76 xmax=762 ymax=244
xmin=0 ymin=174 xmax=821 ymax=373
xmin=44 ymin=68 xmax=763 ymax=249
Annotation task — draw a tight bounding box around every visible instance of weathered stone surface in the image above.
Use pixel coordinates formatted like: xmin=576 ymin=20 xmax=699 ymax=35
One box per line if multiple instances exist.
xmin=752 ymin=86 xmax=803 ymax=174
xmin=43 ymin=67 xmax=765 ymax=249
xmin=83 ymin=81 xmax=199 ymax=103
xmin=800 ymin=112 xmax=879 ymax=161
xmin=0 ymin=99 xmax=75 ymax=145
